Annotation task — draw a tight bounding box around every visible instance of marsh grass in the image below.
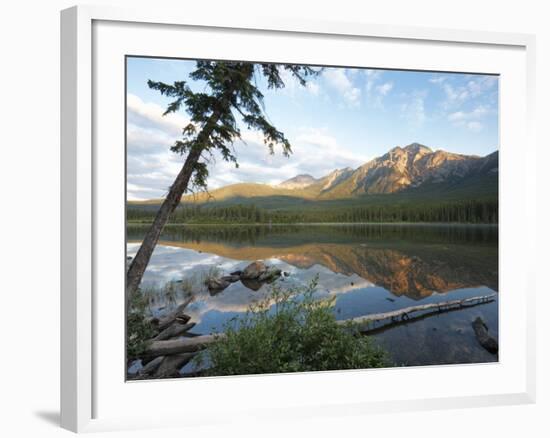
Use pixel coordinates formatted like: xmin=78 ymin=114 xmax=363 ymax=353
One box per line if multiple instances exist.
xmin=140 ymin=277 xmax=199 ymax=312
xmin=201 ymin=265 xmax=223 ymax=285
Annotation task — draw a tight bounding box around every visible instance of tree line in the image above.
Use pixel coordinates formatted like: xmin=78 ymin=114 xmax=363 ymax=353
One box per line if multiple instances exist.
xmin=127 ymin=221 xmax=498 ymax=248
xmin=127 ymin=199 xmax=498 ymax=224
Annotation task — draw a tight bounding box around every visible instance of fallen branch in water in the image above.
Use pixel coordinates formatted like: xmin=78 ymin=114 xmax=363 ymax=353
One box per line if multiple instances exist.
xmin=338 ymin=293 xmax=497 ymax=330
xmin=355 ymin=298 xmax=495 ymax=335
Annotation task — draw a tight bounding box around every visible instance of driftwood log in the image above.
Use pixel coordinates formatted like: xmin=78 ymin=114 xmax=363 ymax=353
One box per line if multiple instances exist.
xmin=339 ymin=293 xmax=497 ymax=328
xmin=137 ymin=356 xmax=165 ymax=377
xmin=354 ymin=299 xmax=493 ymax=335
xmin=134 ymin=292 xmax=498 ymax=379
xmin=154 ymin=353 xmax=197 ymax=378
xmin=153 ymin=322 xmax=196 ymax=341
xmin=156 ymin=296 xmax=193 ymax=331
xmin=144 ymin=294 xmax=496 ymax=358
xmin=145 ymin=334 xmax=224 ymax=357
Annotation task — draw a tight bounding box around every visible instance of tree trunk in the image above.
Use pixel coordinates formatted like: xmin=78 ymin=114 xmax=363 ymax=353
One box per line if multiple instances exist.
xmin=126 ymin=76 xmax=240 ymax=301
xmin=126 ymin=146 xmax=204 ymax=301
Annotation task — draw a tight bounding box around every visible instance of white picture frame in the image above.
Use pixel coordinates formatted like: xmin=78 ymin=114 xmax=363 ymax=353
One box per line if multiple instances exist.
xmin=60 ymin=4 xmax=537 ymax=433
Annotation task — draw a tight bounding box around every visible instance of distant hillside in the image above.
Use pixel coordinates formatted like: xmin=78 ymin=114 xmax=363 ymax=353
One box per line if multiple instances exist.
xmin=129 ymin=143 xmax=498 ymax=210
xmin=278 ymin=174 xmax=318 ymax=190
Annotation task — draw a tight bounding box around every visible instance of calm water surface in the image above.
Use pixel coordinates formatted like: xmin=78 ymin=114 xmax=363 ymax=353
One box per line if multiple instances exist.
xmin=127 ymin=224 xmax=498 ymax=369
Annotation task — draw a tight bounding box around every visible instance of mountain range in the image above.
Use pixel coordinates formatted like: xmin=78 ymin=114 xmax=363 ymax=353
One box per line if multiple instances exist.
xmin=173 ymin=143 xmax=498 ymax=205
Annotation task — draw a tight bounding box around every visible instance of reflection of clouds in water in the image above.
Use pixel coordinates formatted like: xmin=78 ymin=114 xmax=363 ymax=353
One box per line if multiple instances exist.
xmin=127 ymin=243 xmax=242 ymax=287
xmin=128 ymin=244 xmax=378 ymax=330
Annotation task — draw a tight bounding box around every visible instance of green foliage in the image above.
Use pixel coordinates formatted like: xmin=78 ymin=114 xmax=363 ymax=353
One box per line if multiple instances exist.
xmin=126 ymin=290 xmax=155 ymax=360
xmin=196 ymin=279 xmax=387 ymax=376
xmin=127 ymin=198 xmax=498 ymax=225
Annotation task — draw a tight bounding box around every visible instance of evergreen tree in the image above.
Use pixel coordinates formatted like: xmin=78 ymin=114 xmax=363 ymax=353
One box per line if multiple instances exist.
xmin=126 ymin=61 xmax=319 ymax=300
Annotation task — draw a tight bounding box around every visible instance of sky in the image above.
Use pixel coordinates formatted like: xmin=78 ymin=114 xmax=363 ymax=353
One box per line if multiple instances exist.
xmin=126 ymin=57 xmax=499 ymax=201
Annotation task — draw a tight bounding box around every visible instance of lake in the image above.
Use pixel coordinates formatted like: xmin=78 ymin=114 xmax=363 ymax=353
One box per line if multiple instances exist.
xmin=127 ymin=223 xmax=499 ymax=370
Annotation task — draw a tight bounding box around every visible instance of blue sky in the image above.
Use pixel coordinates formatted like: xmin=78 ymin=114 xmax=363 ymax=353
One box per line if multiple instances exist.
xmin=126 ymin=57 xmax=498 ymax=200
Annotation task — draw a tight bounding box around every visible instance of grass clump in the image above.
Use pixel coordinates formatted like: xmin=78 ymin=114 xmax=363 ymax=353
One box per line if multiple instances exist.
xmin=202 ymin=266 xmax=223 ymax=284
xmin=126 ymin=290 xmax=155 ymax=360
xmin=198 ymin=278 xmax=387 ymax=376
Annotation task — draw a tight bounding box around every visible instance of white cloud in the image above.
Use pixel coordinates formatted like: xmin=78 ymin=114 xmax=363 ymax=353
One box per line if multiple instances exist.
xmin=400 ymin=91 xmax=427 ymax=126
xmin=323 ymin=69 xmax=361 ymax=106
xmin=447 ymin=106 xmax=488 ymax=121
xmin=466 ymin=121 xmax=483 ymax=132
xmin=376 ymin=82 xmax=393 ymax=96
xmin=276 ymin=69 xmax=321 ymax=98
xmin=443 ymin=83 xmax=470 ymax=105
xmin=306 ymin=81 xmax=320 ymax=96
xmin=125 ymin=94 xmax=202 ymax=200
xmin=126 ymin=94 xmax=367 ymax=200
xmin=447 ymin=105 xmax=489 ymax=132
xmin=429 ymin=75 xmax=446 ymax=84
xmin=363 ymin=70 xmax=392 ymax=107
xmin=205 ymin=127 xmax=368 ymax=190
xmin=127 ymin=94 xmax=189 ymax=136
xmin=428 ymin=75 xmax=496 ymax=132
xmin=365 ymin=69 xmax=383 ymax=93
xmin=431 ymin=75 xmax=498 ymax=109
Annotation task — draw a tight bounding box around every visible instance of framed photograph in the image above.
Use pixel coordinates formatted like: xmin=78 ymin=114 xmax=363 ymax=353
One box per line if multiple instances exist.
xmin=61 ymin=5 xmax=536 ymax=432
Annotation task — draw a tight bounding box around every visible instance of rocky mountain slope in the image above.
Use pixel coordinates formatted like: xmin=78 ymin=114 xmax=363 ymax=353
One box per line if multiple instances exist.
xmin=129 ymin=143 xmax=498 ymax=208
xmin=274 ymin=143 xmax=497 ymax=198
xmin=174 ymin=143 xmax=498 ymax=204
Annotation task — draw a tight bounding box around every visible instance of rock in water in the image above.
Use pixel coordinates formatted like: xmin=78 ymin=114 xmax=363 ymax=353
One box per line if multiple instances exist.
xmin=472 ymin=317 xmax=498 ymax=354
xmin=241 ymin=278 xmax=263 ymax=291
xmin=221 ymin=274 xmax=241 ymax=283
xmin=258 ymin=268 xmax=282 ymax=282
xmin=241 ymin=261 xmax=267 ymax=279
xmin=205 ymin=277 xmax=231 ymax=294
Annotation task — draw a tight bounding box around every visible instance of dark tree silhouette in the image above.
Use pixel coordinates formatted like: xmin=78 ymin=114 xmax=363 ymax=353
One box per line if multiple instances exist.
xmin=126 ymin=61 xmax=319 ymax=300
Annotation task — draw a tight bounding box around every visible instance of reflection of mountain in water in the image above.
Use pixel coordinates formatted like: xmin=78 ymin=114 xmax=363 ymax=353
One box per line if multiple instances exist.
xmin=278 ymin=244 xmax=497 ymax=299
xmin=132 ymin=227 xmax=498 ymax=299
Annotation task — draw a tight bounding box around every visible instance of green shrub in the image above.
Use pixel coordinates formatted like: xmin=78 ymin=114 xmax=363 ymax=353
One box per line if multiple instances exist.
xmin=198 ymin=278 xmax=387 ymax=376
xmin=127 ymin=290 xmax=155 ymax=360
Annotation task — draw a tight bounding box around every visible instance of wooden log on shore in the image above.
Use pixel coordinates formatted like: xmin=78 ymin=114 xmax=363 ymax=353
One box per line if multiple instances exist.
xmin=157 ymin=296 xmax=193 ymax=331
xmin=145 ymin=333 xmax=224 ymax=357
xmin=154 ymin=353 xmax=197 ymax=378
xmin=153 ymin=322 xmax=196 ymax=341
xmin=339 ymin=293 xmax=497 ymax=327
xmin=137 ymin=356 xmax=164 ymax=376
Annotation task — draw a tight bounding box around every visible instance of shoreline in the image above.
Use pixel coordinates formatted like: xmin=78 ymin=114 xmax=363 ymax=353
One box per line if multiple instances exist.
xmin=127 ymin=221 xmax=499 ymax=227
